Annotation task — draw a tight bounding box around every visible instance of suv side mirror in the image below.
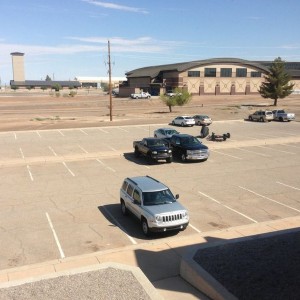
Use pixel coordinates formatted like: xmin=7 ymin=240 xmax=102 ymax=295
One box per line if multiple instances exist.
xmin=175 ymin=194 xmax=179 ymax=199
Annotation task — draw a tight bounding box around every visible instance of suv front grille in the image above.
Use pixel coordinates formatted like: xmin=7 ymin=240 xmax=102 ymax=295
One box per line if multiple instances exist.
xmin=162 ymin=213 xmax=184 ymax=222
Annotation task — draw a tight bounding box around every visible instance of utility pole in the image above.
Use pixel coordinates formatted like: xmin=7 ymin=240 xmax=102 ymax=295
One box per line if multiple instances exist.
xmin=108 ymin=40 xmax=113 ymax=121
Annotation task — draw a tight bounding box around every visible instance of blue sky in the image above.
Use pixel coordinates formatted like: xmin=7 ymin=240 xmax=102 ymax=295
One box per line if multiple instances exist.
xmin=1 ymin=0 xmax=300 ymax=85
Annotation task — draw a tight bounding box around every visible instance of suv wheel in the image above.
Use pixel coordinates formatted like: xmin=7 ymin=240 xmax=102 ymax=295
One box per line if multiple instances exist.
xmin=181 ymin=122 xmax=185 ymax=127
xmin=141 ymin=218 xmax=150 ymax=236
xmin=181 ymin=154 xmax=186 ymax=162
xmin=166 ymin=157 xmax=172 ymax=163
xmin=249 ymin=116 xmax=253 ymax=121
xmin=259 ymin=117 xmax=264 ymax=122
xmin=121 ymin=200 xmax=128 ymax=216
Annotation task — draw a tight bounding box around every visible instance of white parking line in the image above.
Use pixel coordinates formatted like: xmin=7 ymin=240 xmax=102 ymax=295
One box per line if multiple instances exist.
xmin=277 ymin=181 xmax=300 ymax=191
xmin=46 ymin=212 xmax=65 ymax=259
xmin=238 ymin=186 xmax=300 ymax=213
xmin=256 ymin=145 xmax=296 ymax=155
xmin=62 ymin=162 xmax=75 ymax=176
xmin=98 ymin=128 xmax=109 ymax=134
xmin=36 ymin=131 xmax=42 ymax=138
xmin=211 ymin=150 xmax=243 ymax=160
xmin=26 ymin=165 xmax=34 ymax=181
xmin=19 ymin=147 xmax=25 ymax=159
xmin=189 ymin=223 xmax=202 ymax=233
xmin=117 ymin=127 xmax=129 ymax=133
xmin=198 ymin=191 xmax=258 ymax=223
xmin=106 ymin=145 xmax=117 ymax=152
xmin=100 ymin=205 xmax=137 ymax=245
xmin=236 ymin=147 xmax=271 ymax=157
xmin=58 ymin=130 xmax=65 ymax=136
xmin=80 ymin=129 xmax=88 ymax=135
xmin=96 ymin=159 xmax=116 ymax=172
xmin=14 ymin=132 xmax=17 ymax=140
xmin=48 ymin=146 xmax=58 ymax=156
xmin=78 ymin=145 xmax=89 ymax=153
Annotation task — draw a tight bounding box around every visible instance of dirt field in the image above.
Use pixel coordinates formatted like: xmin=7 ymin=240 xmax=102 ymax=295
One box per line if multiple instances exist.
xmin=0 ymin=90 xmax=299 ymax=132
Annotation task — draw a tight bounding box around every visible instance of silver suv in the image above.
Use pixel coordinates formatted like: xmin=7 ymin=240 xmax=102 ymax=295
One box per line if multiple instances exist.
xmin=248 ymin=110 xmax=273 ymax=122
xmin=120 ymin=176 xmax=189 ymax=236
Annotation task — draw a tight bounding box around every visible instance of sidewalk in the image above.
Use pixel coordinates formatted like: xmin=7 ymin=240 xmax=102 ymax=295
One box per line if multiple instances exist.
xmin=0 ymin=216 xmax=300 ymax=299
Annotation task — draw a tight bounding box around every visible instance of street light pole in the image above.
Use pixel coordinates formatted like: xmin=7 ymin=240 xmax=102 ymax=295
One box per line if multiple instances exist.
xmin=108 ymin=40 xmax=112 ymax=121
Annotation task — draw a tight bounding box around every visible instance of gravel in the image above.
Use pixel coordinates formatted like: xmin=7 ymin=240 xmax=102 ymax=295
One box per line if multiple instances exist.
xmin=194 ymin=229 xmax=300 ymax=300
xmin=0 ymin=267 xmax=151 ymax=300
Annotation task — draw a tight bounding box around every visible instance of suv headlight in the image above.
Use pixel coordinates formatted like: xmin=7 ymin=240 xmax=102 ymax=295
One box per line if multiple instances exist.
xmin=187 ymin=150 xmax=193 ymax=155
xmin=155 ymin=215 xmax=163 ymax=222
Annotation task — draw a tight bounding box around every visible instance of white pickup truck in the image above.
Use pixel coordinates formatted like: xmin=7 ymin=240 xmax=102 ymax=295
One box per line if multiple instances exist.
xmin=130 ymin=92 xmax=151 ymax=99
xmin=272 ymin=110 xmax=295 ymax=122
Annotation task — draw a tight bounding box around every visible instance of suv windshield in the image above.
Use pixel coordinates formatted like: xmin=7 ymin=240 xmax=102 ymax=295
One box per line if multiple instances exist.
xmin=181 ymin=136 xmax=200 ymax=145
xmin=143 ymin=189 xmax=175 ymax=206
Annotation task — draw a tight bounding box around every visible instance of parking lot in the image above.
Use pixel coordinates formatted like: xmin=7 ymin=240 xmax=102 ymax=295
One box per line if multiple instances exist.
xmin=0 ymin=120 xmax=300 ymax=271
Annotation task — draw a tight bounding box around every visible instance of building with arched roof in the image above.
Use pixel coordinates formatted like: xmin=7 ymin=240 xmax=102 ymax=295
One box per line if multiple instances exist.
xmin=120 ymin=58 xmax=300 ymax=96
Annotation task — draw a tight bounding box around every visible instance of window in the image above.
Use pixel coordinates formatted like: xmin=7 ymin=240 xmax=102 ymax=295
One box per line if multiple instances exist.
xmin=188 ymin=71 xmax=200 ymax=77
xmin=251 ymin=71 xmax=262 ymax=77
xmin=236 ymin=68 xmax=247 ymax=77
xmin=127 ymin=184 xmax=134 ymax=196
xmin=220 ymin=68 xmax=232 ymax=77
xmin=204 ymin=68 xmax=216 ymax=77
xmin=122 ymin=181 xmax=128 ymax=191
xmin=133 ymin=189 xmax=141 ymax=204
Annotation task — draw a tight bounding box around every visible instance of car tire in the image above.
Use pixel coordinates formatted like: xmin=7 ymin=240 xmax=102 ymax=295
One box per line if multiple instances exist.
xmin=172 ymin=121 xmax=175 ymax=125
xmin=181 ymin=122 xmax=185 ymax=127
xmin=249 ymin=116 xmax=253 ymax=121
xmin=181 ymin=153 xmax=186 ymax=162
xmin=260 ymin=117 xmax=264 ymax=122
xmin=197 ymin=121 xmax=201 ymax=126
xmin=166 ymin=157 xmax=172 ymax=163
xmin=141 ymin=218 xmax=150 ymax=236
xmin=121 ymin=200 xmax=128 ymax=216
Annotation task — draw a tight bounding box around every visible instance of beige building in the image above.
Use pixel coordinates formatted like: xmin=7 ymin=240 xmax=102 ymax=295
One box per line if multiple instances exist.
xmin=122 ymin=58 xmax=300 ymax=96
xmin=11 ymin=52 xmax=25 ymax=82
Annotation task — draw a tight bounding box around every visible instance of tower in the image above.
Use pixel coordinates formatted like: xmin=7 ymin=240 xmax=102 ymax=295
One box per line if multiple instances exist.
xmin=11 ymin=52 xmax=25 ymax=82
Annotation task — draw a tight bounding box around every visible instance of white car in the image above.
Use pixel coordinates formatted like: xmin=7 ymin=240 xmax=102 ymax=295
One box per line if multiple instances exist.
xmin=154 ymin=128 xmax=180 ymax=139
xmin=172 ymin=116 xmax=195 ymax=127
xmin=193 ymin=115 xmax=212 ymax=126
xmin=130 ymin=92 xmax=151 ymax=99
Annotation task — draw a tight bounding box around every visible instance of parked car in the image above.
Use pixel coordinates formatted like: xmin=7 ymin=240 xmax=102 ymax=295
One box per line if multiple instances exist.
xmin=171 ymin=116 xmax=195 ymax=127
xmin=133 ymin=137 xmax=172 ymax=163
xmin=130 ymin=92 xmax=151 ymax=99
xmin=193 ymin=115 xmax=212 ymax=126
xmin=248 ymin=110 xmax=273 ymax=122
xmin=272 ymin=109 xmax=295 ymax=122
xmin=154 ymin=128 xmax=179 ymax=140
xmin=120 ymin=176 xmax=189 ymax=236
xmin=168 ymin=134 xmax=209 ymax=162
xmin=165 ymin=91 xmax=182 ymax=97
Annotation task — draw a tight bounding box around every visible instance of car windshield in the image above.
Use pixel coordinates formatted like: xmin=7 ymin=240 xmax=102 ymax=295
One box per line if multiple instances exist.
xmin=266 ymin=112 xmax=273 ymax=115
xmin=147 ymin=139 xmax=165 ymax=146
xmin=165 ymin=130 xmax=177 ymax=135
xmin=184 ymin=117 xmax=193 ymax=120
xmin=143 ymin=189 xmax=175 ymax=206
xmin=181 ymin=136 xmax=200 ymax=145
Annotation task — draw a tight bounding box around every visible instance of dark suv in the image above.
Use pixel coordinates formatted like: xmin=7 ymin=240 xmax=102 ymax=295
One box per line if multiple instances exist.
xmin=168 ymin=134 xmax=210 ymax=162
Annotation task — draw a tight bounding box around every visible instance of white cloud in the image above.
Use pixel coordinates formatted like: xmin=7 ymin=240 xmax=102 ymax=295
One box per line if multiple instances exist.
xmin=82 ymin=0 xmax=148 ymax=14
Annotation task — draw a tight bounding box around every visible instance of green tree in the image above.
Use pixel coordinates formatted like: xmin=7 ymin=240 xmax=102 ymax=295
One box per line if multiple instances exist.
xmin=259 ymin=57 xmax=294 ymax=106
xmin=160 ymin=88 xmax=192 ymax=112
xmin=52 ymin=83 xmax=62 ymax=92
xmin=45 ymin=75 xmax=52 ymax=81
